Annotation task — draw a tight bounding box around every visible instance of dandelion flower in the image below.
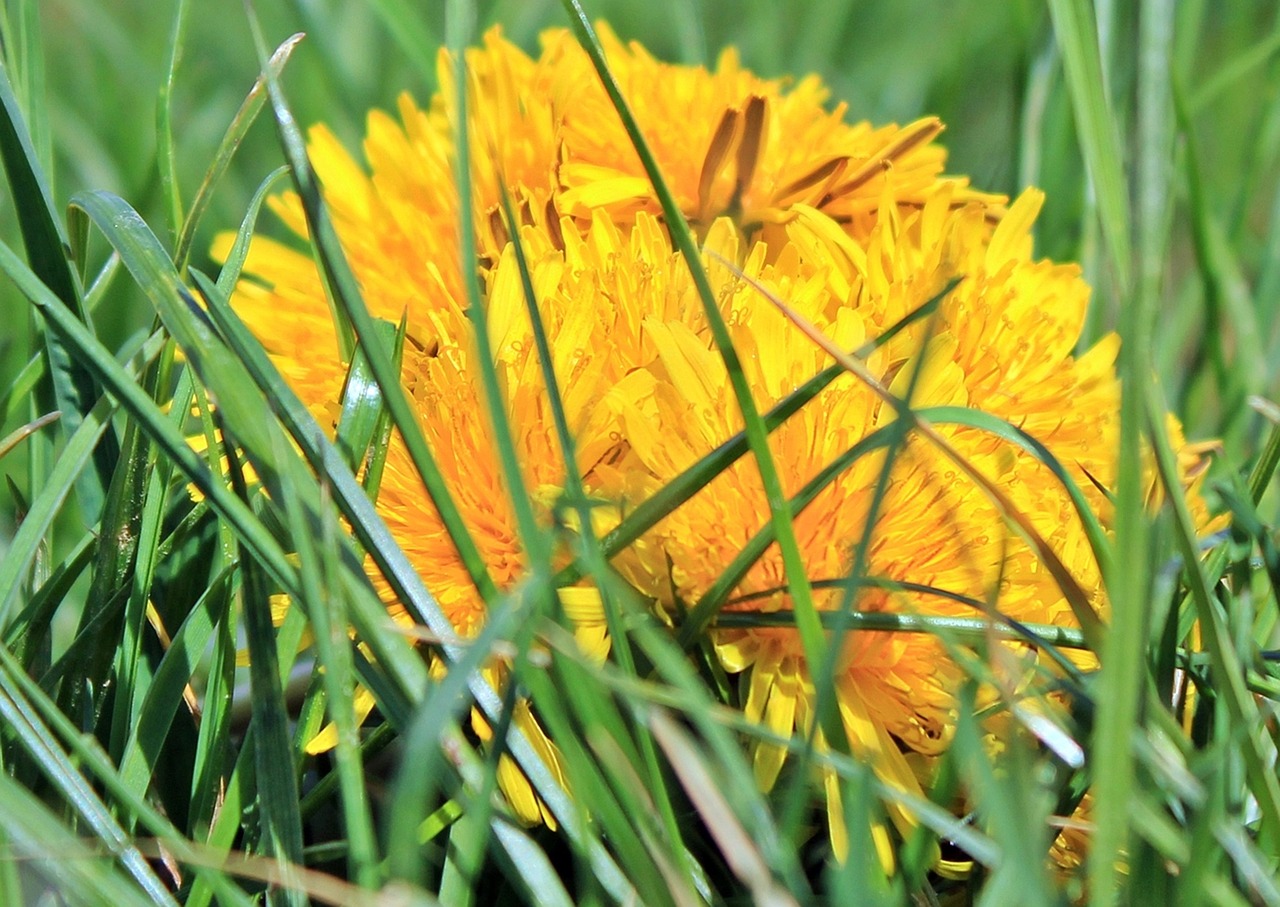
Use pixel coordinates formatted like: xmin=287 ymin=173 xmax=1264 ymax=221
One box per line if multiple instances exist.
xmin=216 ymin=24 xmax=1215 ymax=867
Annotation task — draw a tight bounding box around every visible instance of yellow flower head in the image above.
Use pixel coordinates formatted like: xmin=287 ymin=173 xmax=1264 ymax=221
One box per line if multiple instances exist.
xmin=215 ymin=24 xmax=1214 ymax=867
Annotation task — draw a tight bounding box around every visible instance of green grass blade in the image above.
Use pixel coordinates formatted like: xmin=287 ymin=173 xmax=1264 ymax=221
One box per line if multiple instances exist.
xmin=156 ymin=0 xmax=190 ymax=243
xmin=278 ymin=440 xmax=381 ymax=890
xmin=1047 ymin=0 xmax=1132 ymax=291
xmin=0 ymin=56 xmax=116 ymax=519
xmin=0 ymin=771 xmax=160 ymax=907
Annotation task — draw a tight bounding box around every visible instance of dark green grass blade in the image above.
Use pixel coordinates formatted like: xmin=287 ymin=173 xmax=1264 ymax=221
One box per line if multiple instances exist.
xmin=0 ymin=58 xmax=116 ymax=518
xmin=115 ymin=563 xmax=231 ymax=797
xmin=574 ymin=278 xmax=957 ymax=585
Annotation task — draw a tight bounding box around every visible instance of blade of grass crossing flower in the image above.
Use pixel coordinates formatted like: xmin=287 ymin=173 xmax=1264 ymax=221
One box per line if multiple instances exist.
xmin=0 ymin=59 xmax=116 ymax=519
xmin=278 ymin=437 xmax=382 ymax=890
xmin=1047 ymin=0 xmax=1132 ymax=291
xmin=335 ymin=319 xmax=400 ymax=473
xmin=559 ymin=1 xmax=830 ymax=719
xmin=498 ymin=184 xmax=694 ymax=874
xmin=677 ymin=425 xmax=895 ymax=647
xmin=240 ymin=1 xmax=497 ymax=600
xmin=788 ymin=302 xmax=945 ymax=861
xmin=174 ymin=37 xmax=302 ymax=272
xmin=584 ymin=280 xmax=957 ymax=573
xmin=726 ymin=259 xmax=1106 ymax=647
xmin=445 ymin=0 xmax=556 ymax=616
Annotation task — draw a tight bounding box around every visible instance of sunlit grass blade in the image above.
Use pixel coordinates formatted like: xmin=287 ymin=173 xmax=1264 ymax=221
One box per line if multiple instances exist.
xmin=0 ymin=410 xmax=58 ymax=460
xmin=156 ymin=0 xmax=189 ymax=242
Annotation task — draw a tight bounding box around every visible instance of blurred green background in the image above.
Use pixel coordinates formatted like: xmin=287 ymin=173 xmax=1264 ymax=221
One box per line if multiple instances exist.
xmin=3 ymin=0 xmax=1279 ymax=542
